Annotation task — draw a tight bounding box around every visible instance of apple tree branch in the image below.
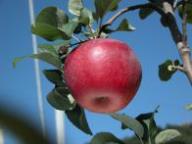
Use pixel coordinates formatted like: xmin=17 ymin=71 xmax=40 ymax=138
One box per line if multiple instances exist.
xmin=100 ymin=1 xmax=192 ymax=85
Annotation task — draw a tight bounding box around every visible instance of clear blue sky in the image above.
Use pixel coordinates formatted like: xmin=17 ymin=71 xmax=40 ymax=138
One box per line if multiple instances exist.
xmin=0 ymin=0 xmax=191 ymax=144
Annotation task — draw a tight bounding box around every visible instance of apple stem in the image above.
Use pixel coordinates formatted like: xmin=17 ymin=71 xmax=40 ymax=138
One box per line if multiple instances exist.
xmin=87 ymin=24 xmax=97 ymax=39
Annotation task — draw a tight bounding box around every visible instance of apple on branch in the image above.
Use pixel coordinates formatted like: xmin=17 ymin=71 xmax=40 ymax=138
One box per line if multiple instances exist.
xmin=64 ymin=38 xmax=142 ymax=113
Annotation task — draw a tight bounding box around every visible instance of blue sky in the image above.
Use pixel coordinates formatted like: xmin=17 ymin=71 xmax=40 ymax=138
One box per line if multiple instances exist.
xmin=0 ymin=0 xmax=192 ymax=144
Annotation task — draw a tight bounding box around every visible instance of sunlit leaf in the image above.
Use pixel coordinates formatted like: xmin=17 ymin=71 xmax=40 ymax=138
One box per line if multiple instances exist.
xmin=61 ymin=20 xmax=79 ymax=38
xmin=79 ymin=8 xmax=94 ymax=25
xmin=185 ymin=104 xmax=192 ymax=110
xmin=68 ymin=0 xmax=83 ymax=16
xmin=155 ymin=129 xmax=181 ymax=144
xmin=90 ymin=132 xmax=125 ymax=144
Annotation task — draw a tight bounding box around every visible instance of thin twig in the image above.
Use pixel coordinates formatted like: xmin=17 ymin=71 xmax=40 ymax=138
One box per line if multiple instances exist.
xmin=88 ymin=24 xmax=96 ymax=39
xmin=173 ymin=65 xmax=186 ymax=72
xmin=72 ymin=34 xmax=81 ymax=42
xmin=59 ymin=40 xmax=88 ymax=54
xmin=99 ymin=3 xmax=164 ymax=35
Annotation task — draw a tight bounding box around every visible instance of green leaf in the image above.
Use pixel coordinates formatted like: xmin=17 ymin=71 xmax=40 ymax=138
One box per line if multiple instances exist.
xmin=66 ymin=105 xmax=92 ymax=135
xmin=32 ymin=23 xmax=69 ymax=41
xmin=13 ymin=52 xmax=62 ymax=69
xmin=185 ymin=104 xmax=192 ymax=110
xmin=79 ymin=8 xmax=94 ymax=25
xmin=102 ymin=19 xmax=135 ymax=34
xmin=47 ymin=87 xmax=75 ymax=111
xmin=61 ymin=20 xmax=79 ymax=38
xmin=136 ymin=108 xmax=159 ymax=143
xmin=38 ymin=40 xmax=70 ymax=56
xmin=38 ymin=44 xmax=57 ymax=55
xmin=94 ymin=0 xmax=122 ymax=19
xmin=32 ymin=7 xmax=70 ymax=41
xmin=90 ymin=132 xmax=125 ymax=144
xmin=116 ymin=19 xmax=135 ymax=31
xmin=43 ymin=69 xmax=64 ymax=86
xmin=158 ymin=60 xmax=177 ymax=81
xmin=155 ymin=129 xmax=181 ymax=144
xmin=178 ymin=3 xmax=192 ymax=24
xmin=110 ymin=113 xmax=144 ymax=138
xmin=36 ymin=7 xmax=68 ymax=27
xmin=139 ymin=8 xmax=154 ymax=19
xmin=68 ymin=0 xmax=83 ymax=16
xmin=31 ymin=52 xmax=62 ymax=69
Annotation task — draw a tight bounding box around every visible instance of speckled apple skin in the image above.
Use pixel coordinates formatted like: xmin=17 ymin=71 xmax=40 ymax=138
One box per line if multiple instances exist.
xmin=64 ymin=38 xmax=142 ymax=113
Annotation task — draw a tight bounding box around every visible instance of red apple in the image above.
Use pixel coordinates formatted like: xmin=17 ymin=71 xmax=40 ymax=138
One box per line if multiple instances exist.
xmin=64 ymin=38 xmax=142 ymax=113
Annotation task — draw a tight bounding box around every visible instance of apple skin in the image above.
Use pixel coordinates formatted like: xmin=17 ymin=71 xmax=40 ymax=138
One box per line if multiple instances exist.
xmin=64 ymin=38 xmax=142 ymax=113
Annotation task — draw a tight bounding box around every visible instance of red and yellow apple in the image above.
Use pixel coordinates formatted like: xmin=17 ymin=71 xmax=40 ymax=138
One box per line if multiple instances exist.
xmin=64 ymin=38 xmax=142 ymax=113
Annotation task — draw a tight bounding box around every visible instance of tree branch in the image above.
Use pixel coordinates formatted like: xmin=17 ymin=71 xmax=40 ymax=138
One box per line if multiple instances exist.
xmin=99 ymin=3 xmax=164 ymax=35
xmin=162 ymin=1 xmax=192 ymax=85
xmin=98 ymin=1 xmax=192 ymax=85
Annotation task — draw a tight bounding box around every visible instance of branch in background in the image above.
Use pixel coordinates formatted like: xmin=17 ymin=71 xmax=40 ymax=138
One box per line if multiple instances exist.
xmin=162 ymin=1 xmax=192 ymax=85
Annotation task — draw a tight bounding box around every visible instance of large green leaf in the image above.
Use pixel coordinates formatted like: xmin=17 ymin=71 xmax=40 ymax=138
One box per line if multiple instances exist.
xmin=32 ymin=23 xmax=69 ymax=41
xmin=79 ymin=8 xmax=94 ymax=25
xmin=90 ymin=132 xmax=125 ymax=144
xmin=139 ymin=8 xmax=154 ymax=19
xmin=68 ymin=0 xmax=83 ymax=16
xmin=110 ymin=113 xmax=144 ymax=138
xmin=13 ymin=52 xmax=62 ymax=69
xmin=155 ymin=129 xmax=181 ymax=144
xmin=32 ymin=7 xmax=70 ymax=41
xmin=178 ymin=3 xmax=192 ymax=24
xmin=94 ymin=0 xmax=122 ymax=19
xmin=66 ymin=105 xmax=92 ymax=135
xmin=35 ymin=7 xmax=68 ymax=27
xmin=43 ymin=69 xmax=64 ymax=86
xmin=136 ymin=108 xmax=159 ymax=143
xmin=47 ymin=87 xmax=75 ymax=111
xmin=61 ymin=20 xmax=79 ymax=38
xmin=158 ymin=60 xmax=179 ymax=81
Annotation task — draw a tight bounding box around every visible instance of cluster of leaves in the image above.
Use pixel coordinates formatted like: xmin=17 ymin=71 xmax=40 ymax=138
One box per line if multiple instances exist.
xmin=11 ymin=1 xmax=134 ymax=142
xmin=124 ymin=123 xmax=192 ymax=144
xmin=89 ymin=107 xmax=181 ymax=144
xmin=12 ymin=0 xmax=192 ymax=143
xmin=13 ymin=0 xmax=136 ymax=138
